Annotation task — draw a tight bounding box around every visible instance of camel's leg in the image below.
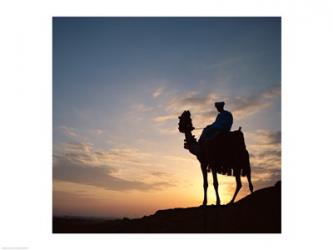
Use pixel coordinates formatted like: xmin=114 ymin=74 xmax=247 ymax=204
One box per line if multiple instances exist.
xmin=247 ymin=168 xmax=254 ymax=193
xmin=229 ymin=174 xmax=242 ymax=204
xmin=212 ymin=169 xmax=221 ymax=205
xmin=201 ymin=164 xmax=208 ymax=206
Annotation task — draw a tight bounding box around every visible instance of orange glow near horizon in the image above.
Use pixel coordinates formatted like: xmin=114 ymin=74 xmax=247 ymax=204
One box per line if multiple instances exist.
xmin=53 ymin=166 xmax=254 ymax=218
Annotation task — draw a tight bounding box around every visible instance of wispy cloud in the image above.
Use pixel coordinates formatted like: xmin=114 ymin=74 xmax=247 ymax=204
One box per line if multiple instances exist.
xmin=248 ymin=130 xmax=281 ymax=146
xmin=59 ymin=126 xmax=79 ymax=137
xmin=166 ymin=92 xmax=218 ymax=114
xmin=54 ymin=157 xmax=169 ymax=191
xmin=247 ymin=129 xmax=281 ymax=189
xmin=152 ymin=91 xmax=219 ymax=129
xmin=157 ymin=127 xmax=178 ymax=135
xmin=152 ymin=86 xmax=165 ymax=98
xmin=230 ymin=85 xmax=281 ymax=119
xmin=91 ymin=129 xmax=104 ymax=135
xmin=152 ymin=85 xmax=280 ymax=130
xmin=153 ymin=114 xmax=175 ymax=123
xmin=132 ymin=104 xmax=154 ymax=113
xmin=150 ymin=171 xmax=170 ymax=177
xmin=53 ymin=142 xmax=173 ymax=191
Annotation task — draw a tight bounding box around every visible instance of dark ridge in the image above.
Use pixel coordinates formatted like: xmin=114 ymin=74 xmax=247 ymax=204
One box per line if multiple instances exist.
xmin=53 ymin=181 xmax=281 ymax=233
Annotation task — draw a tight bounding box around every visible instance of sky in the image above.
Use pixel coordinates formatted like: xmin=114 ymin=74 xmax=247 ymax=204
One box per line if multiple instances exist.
xmin=53 ymin=17 xmax=281 ymax=218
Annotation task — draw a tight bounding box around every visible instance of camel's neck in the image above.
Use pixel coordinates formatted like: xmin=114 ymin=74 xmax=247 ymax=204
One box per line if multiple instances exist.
xmin=184 ymin=131 xmax=194 ymax=141
xmin=183 ymin=130 xmax=201 ymax=157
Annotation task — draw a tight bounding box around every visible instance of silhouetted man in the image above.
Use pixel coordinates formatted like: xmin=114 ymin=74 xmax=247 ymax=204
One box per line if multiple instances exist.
xmin=199 ymin=102 xmax=233 ymax=142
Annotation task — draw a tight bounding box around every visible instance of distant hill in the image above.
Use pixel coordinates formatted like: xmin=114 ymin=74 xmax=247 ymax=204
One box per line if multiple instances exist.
xmin=53 ymin=181 xmax=281 ymax=233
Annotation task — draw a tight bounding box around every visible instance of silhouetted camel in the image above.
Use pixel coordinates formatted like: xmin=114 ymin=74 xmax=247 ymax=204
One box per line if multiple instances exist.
xmin=178 ymin=110 xmax=253 ymax=205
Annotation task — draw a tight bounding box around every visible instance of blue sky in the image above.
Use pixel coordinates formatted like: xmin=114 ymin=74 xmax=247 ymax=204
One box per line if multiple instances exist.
xmin=53 ymin=17 xmax=281 ymax=218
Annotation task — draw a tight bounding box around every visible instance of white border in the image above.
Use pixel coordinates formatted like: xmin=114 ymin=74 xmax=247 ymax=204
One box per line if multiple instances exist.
xmin=1 ymin=0 xmax=333 ymax=249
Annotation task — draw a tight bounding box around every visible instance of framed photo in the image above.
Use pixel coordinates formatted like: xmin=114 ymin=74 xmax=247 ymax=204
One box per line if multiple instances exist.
xmin=53 ymin=17 xmax=281 ymax=233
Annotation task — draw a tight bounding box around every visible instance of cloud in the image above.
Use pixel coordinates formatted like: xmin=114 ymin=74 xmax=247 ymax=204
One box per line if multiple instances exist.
xmin=249 ymin=130 xmax=281 ymax=146
xmin=157 ymin=127 xmax=178 ymax=135
xmin=230 ymin=85 xmax=281 ymax=119
xmin=150 ymin=171 xmax=170 ymax=177
xmin=92 ymin=129 xmax=104 ymax=135
xmin=53 ymin=142 xmax=173 ymax=191
xmin=246 ymin=129 xmax=281 ymax=189
xmin=262 ymin=131 xmax=281 ymax=145
xmin=152 ymin=86 xmax=165 ymax=98
xmin=250 ymin=166 xmax=281 ymax=188
xmin=54 ymin=157 xmax=168 ymax=191
xmin=57 ymin=126 xmax=107 ymax=141
xmin=152 ymin=85 xmax=280 ymax=130
xmin=56 ymin=142 xmax=147 ymax=168
xmin=132 ymin=104 xmax=154 ymax=113
xmin=176 ymin=93 xmax=217 ymax=107
xmin=153 ymin=114 xmax=175 ymax=123
xmin=251 ymin=151 xmax=281 ymax=174
xmin=166 ymin=92 xmax=218 ymax=114
xmin=54 ymin=142 xmax=97 ymax=165
xmin=152 ymin=91 xmax=218 ymax=129
xmin=59 ymin=126 xmax=79 ymax=137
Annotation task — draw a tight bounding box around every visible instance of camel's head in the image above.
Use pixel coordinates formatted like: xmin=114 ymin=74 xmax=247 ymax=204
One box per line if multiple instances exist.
xmin=178 ymin=110 xmax=195 ymax=133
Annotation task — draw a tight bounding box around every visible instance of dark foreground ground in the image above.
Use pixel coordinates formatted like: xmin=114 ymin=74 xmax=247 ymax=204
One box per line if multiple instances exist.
xmin=53 ymin=181 xmax=281 ymax=233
